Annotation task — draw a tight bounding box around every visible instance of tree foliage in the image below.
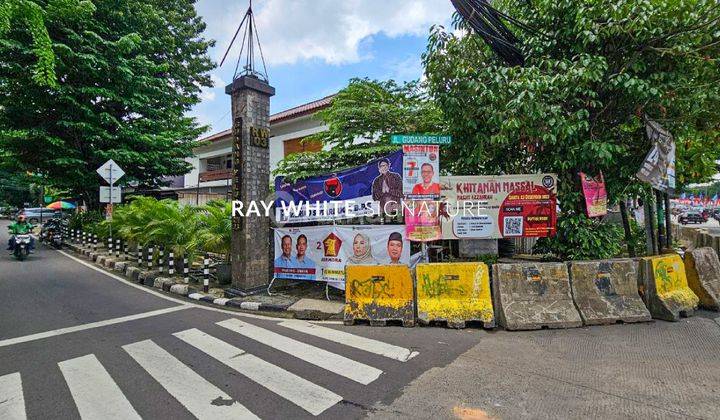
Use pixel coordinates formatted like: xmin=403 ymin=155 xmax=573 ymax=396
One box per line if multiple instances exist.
xmin=424 ymin=0 xmax=720 ymax=207
xmin=0 ymin=0 xmax=214 ymax=206
xmin=422 ymin=0 xmax=720 ymax=259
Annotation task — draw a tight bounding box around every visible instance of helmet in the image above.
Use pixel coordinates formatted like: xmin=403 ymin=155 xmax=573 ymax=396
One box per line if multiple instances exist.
xmin=17 ymin=214 xmax=27 ymax=222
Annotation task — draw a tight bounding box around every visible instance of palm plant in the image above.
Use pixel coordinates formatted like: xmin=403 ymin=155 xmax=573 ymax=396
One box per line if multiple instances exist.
xmin=145 ymin=200 xmax=202 ymax=260
xmin=197 ymin=200 xmax=232 ymax=262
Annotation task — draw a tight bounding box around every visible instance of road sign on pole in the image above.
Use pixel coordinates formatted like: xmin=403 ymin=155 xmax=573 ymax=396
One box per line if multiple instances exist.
xmin=96 ymin=160 xmax=125 ymax=238
xmin=96 ymin=159 xmax=125 ymax=185
xmin=99 ymin=186 xmax=122 ymax=203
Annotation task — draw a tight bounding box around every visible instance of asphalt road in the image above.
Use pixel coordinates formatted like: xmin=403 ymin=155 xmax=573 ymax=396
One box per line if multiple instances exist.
xmin=0 ymin=221 xmax=481 ymax=419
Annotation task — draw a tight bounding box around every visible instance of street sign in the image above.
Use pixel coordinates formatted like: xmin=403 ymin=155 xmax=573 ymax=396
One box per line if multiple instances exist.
xmin=391 ymin=134 xmax=453 ymax=145
xmin=96 ymin=159 xmax=125 ymax=185
xmin=99 ymin=186 xmax=122 ymax=204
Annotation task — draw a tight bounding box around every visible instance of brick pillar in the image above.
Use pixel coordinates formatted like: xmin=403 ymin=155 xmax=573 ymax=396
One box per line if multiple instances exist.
xmin=225 ymin=75 xmax=275 ymax=295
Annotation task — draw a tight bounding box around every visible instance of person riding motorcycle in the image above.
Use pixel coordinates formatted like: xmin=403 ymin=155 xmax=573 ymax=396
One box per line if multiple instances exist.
xmin=7 ymin=214 xmax=35 ymax=253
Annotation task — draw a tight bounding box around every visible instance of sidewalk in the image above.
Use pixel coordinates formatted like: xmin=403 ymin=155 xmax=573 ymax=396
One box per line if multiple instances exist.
xmin=369 ymin=312 xmax=720 ymax=419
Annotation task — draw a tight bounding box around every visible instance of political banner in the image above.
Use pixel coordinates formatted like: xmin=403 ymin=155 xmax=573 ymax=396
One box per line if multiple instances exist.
xmin=274 ymin=150 xmax=403 ymax=223
xmin=439 ymin=174 xmax=558 ymax=239
xmin=404 ymin=200 xmax=443 ymax=242
xmin=402 ymin=145 xmax=440 ymax=200
xmin=637 ymin=117 xmax=676 ymax=193
xmin=580 ymin=171 xmax=608 ymax=218
xmin=273 ymin=225 xmax=411 ymax=289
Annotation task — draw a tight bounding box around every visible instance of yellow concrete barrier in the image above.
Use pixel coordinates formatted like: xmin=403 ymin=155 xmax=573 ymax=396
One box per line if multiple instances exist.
xmin=641 ymin=254 xmax=699 ymax=321
xmin=684 ymin=247 xmax=720 ymax=311
xmin=344 ymin=265 xmax=415 ymax=327
xmin=415 ymin=262 xmax=494 ymax=329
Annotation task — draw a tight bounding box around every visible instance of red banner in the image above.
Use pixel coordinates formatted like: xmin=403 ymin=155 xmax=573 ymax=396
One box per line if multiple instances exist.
xmin=580 ymin=172 xmax=608 ymax=218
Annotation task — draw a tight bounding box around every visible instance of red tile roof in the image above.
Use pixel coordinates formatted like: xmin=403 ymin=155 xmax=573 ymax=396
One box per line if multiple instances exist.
xmin=198 ymin=94 xmax=335 ymax=143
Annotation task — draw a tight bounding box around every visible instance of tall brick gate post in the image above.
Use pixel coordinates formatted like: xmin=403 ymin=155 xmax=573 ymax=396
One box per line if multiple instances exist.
xmin=226 ymin=75 xmax=275 ymax=295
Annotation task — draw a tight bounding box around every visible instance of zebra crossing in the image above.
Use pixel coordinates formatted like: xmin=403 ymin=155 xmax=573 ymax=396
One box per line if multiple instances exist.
xmin=0 ymin=318 xmax=418 ymax=419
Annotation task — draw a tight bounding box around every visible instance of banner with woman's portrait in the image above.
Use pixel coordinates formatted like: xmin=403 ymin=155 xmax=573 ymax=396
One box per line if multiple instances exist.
xmin=273 ymin=225 xmax=411 ymax=289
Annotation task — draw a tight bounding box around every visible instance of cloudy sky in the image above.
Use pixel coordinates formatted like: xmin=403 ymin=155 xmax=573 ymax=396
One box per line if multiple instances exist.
xmin=192 ymin=0 xmax=455 ymax=134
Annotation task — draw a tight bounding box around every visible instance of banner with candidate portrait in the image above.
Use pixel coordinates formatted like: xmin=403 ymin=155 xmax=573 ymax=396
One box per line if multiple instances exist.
xmin=273 ymin=225 xmax=411 ymax=289
xmin=274 ymin=150 xmax=403 ymax=224
xmin=402 ymin=145 xmax=440 ymax=200
xmin=440 ymin=174 xmax=558 ymax=240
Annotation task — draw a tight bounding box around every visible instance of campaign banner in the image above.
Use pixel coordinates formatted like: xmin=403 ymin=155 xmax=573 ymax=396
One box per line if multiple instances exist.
xmin=274 ymin=150 xmax=403 ymax=223
xmin=404 ymin=200 xmax=442 ymax=242
xmin=440 ymin=174 xmax=558 ymax=239
xmin=273 ymin=225 xmax=411 ymax=289
xmin=580 ymin=171 xmax=608 ymax=218
xmin=402 ymin=145 xmax=440 ymax=200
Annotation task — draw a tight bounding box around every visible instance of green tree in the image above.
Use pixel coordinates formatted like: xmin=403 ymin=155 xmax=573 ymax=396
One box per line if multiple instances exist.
xmin=423 ymin=0 xmax=720 ymax=258
xmin=274 ymin=78 xmax=443 ymax=180
xmin=0 ymin=0 xmax=214 ymax=207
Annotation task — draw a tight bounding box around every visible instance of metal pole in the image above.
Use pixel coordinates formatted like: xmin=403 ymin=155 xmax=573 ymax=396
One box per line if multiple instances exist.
xmin=183 ymin=256 xmax=189 ymax=284
xmin=203 ymin=253 xmax=210 ymax=293
xmin=109 ymin=163 xmax=113 ymax=239
xmin=116 ymin=238 xmax=121 ymax=259
xmin=168 ymin=252 xmax=175 ymax=276
xmin=124 ymin=241 xmax=129 ymax=261
xmin=664 ymin=192 xmax=672 ymax=249
xmin=147 ymin=245 xmax=154 ymax=271
xmin=137 ymin=244 xmax=143 ymax=266
xmin=644 ymin=197 xmax=654 ymax=256
xmin=158 ymin=246 xmax=165 ymax=274
xmin=655 ymin=189 xmax=665 ymax=250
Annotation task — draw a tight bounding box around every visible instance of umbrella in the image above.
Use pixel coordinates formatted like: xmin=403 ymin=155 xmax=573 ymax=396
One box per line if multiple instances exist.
xmin=46 ymin=201 xmax=76 ymax=210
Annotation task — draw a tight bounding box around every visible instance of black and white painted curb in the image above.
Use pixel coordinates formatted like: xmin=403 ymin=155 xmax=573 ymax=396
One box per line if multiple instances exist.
xmin=63 ymin=243 xmax=292 ymax=314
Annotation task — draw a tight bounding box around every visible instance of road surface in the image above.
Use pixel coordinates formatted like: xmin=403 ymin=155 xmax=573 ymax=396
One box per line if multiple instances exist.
xmin=2 ymin=220 xmax=720 ymax=419
xmin=0 ymin=221 xmax=480 ymax=419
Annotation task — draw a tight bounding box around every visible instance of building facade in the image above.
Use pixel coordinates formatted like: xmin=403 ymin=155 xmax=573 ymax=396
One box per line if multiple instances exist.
xmin=177 ymin=95 xmax=333 ymax=205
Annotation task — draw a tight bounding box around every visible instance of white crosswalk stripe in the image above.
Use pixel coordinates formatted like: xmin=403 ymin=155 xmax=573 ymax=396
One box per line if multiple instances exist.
xmin=0 ymin=372 xmax=26 ymax=420
xmin=123 ymin=339 xmax=259 ymax=420
xmin=174 ymin=328 xmax=343 ymax=416
xmin=58 ymin=354 xmax=141 ymax=420
xmin=217 ymin=318 xmax=383 ymax=385
xmin=278 ymin=320 xmax=420 ymax=362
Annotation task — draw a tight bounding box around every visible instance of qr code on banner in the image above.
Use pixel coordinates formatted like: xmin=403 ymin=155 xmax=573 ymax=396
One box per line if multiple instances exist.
xmin=503 ymin=216 xmax=524 ymax=236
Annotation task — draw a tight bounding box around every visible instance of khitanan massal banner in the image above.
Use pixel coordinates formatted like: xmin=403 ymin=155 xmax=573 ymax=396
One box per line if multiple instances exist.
xmin=274 ymin=150 xmax=403 ymax=224
xmin=273 ymin=225 xmax=411 ymax=289
xmin=439 ymin=174 xmax=558 ymax=240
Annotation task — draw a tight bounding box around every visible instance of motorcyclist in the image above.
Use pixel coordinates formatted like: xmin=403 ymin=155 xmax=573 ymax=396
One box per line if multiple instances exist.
xmin=7 ymin=214 xmax=35 ymax=253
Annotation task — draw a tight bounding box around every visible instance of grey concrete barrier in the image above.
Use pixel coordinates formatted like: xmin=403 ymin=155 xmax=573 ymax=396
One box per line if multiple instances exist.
xmin=492 ymin=262 xmax=582 ymax=330
xmin=568 ymin=259 xmax=651 ymax=326
xmin=684 ymin=247 xmax=720 ymax=311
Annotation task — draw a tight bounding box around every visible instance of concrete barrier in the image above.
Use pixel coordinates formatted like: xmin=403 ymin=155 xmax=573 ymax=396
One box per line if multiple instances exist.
xmin=640 ymin=254 xmax=699 ymax=321
xmin=684 ymin=247 xmax=720 ymax=311
xmin=415 ymin=262 xmax=494 ymax=329
xmin=492 ymin=263 xmax=582 ymax=330
xmin=568 ymin=260 xmax=651 ymax=325
xmin=345 ymin=265 xmax=415 ymax=327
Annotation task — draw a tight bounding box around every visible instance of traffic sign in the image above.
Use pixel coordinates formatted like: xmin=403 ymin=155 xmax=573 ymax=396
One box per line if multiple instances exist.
xmin=100 ymin=186 xmax=122 ymax=204
xmin=96 ymin=159 xmax=125 ymax=185
xmin=391 ymin=134 xmax=452 ymax=145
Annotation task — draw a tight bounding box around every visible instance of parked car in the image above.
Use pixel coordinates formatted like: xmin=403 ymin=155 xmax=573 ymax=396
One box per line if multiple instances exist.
xmin=679 ymin=211 xmax=705 ymax=225
xmin=16 ymin=208 xmax=61 ymax=224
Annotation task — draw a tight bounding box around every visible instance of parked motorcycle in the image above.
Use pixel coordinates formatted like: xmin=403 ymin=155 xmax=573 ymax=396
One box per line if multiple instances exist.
xmin=12 ymin=234 xmax=32 ymax=261
xmin=40 ymin=219 xmax=63 ymax=248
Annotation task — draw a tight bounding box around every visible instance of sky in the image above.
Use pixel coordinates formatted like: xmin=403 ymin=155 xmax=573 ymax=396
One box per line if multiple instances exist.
xmin=191 ymin=0 xmax=455 ymax=135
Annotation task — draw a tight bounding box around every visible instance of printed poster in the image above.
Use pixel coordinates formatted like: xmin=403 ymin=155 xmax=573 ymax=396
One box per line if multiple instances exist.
xmin=402 ymin=145 xmax=441 ymax=241
xmin=274 ymin=150 xmax=403 ymax=223
xmin=580 ymin=172 xmax=608 ymax=218
xmin=273 ymin=225 xmax=411 ymax=289
xmin=440 ymin=174 xmax=558 ymax=239
xmin=402 ymin=145 xmax=440 ymax=200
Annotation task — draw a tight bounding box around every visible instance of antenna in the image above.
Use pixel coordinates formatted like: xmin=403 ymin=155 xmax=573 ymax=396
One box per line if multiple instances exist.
xmin=219 ymin=0 xmax=269 ymax=82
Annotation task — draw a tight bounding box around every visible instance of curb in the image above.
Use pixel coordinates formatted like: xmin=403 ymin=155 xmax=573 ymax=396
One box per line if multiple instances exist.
xmin=61 ymin=243 xmax=297 ymax=316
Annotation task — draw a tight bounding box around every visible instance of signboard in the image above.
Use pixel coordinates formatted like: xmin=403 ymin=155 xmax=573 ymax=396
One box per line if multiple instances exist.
xmin=99 ymin=186 xmax=122 ymax=204
xmin=273 ymin=225 xmax=411 ymax=289
xmin=580 ymin=172 xmax=608 ymax=218
xmin=439 ymin=174 xmax=558 ymax=239
xmin=402 ymin=144 xmax=441 ymax=241
xmin=637 ymin=117 xmax=675 ymax=193
xmin=402 ymin=145 xmax=440 ymax=200
xmin=96 ymin=159 xmax=125 ymax=185
xmin=274 ymin=150 xmax=403 ymax=223
xmin=391 ymin=134 xmax=452 ymax=145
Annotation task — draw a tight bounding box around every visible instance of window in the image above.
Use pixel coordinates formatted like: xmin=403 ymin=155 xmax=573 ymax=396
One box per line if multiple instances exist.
xmin=283 ymin=137 xmax=322 ymax=157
